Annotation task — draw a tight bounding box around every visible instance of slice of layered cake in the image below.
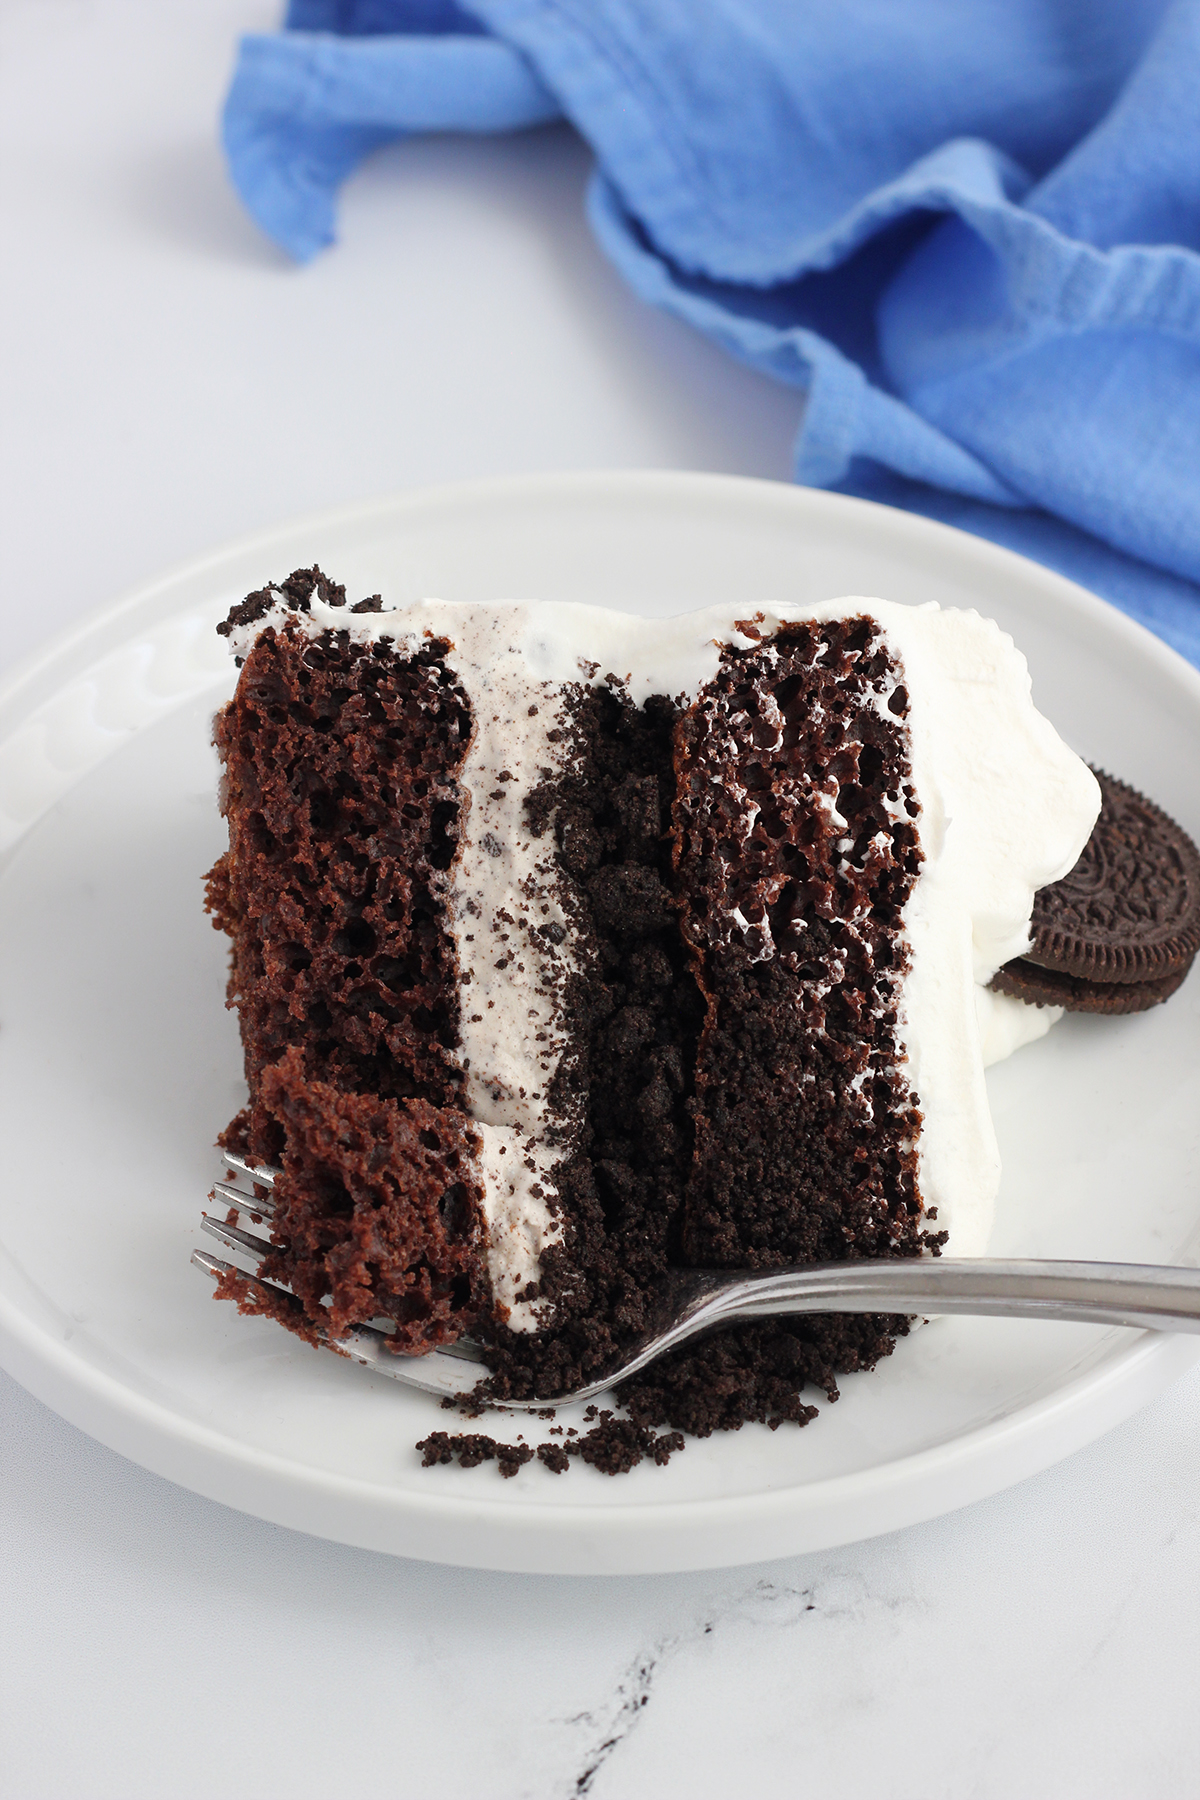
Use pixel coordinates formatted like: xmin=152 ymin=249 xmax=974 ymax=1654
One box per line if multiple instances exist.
xmin=205 ymin=567 xmax=1100 ymax=1428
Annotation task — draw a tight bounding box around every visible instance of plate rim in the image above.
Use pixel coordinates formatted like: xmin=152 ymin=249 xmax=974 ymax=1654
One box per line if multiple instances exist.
xmin=3 ymin=467 xmax=1199 ymax=1574
xmin=5 ymin=1271 xmax=1198 ymax=1574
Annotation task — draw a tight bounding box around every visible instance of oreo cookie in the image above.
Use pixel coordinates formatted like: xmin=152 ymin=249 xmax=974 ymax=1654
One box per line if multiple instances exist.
xmin=991 ymin=956 xmax=1191 ymax=1016
xmin=993 ymin=769 xmax=1200 ymax=1015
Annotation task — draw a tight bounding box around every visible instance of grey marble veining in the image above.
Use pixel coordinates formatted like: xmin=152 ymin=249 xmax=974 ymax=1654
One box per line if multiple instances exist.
xmin=4 ymin=1365 xmax=1199 ymax=1798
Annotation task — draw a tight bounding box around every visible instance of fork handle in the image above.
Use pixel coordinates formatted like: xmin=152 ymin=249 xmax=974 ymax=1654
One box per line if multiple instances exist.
xmin=689 ymin=1258 xmax=1200 ymax=1337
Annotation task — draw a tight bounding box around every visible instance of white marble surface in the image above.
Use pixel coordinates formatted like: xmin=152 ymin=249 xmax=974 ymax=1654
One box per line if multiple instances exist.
xmin=2 ymin=4 xmax=1199 ymax=1794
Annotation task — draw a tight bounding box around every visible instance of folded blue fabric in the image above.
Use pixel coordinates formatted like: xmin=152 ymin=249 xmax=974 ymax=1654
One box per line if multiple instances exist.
xmin=223 ymin=0 xmax=1200 ymax=669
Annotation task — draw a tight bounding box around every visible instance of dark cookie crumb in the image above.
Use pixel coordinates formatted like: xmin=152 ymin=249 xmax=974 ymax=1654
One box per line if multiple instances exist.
xmin=216 ymin=564 xmax=348 ymax=637
xmin=570 ymin=1413 xmax=687 ymax=1474
xmin=417 ymin=1432 xmax=535 ymax=1478
xmin=417 ymin=1412 xmax=690 ymax=1478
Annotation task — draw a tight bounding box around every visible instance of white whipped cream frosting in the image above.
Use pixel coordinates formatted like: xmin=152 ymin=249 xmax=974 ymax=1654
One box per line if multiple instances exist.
xmin=227 ymin=594 xmax=1099 ymax=1322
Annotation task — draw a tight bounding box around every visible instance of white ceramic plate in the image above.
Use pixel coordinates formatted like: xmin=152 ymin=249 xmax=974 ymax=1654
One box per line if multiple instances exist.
xmin=2 ymin=471 xmax=1199 ymax=1575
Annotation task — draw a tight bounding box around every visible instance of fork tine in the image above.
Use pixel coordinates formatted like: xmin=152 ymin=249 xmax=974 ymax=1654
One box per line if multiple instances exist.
xmin=191 ymin=1247 xmax=487 ymax=1397
xmin=325 ymin=1323 xmax=489 ymax=1394
xmin=222 ymin=1152 xmax=280 ymax=1189
xmin=212 ymin=1178 xmax=277 ymax=1220
xmin=192 ymin=1246 xmax=284 ymax=1290
xmin=192 ymin=1246 xmax=315 ymax=1329
xmin=201 ymin=1211 xmax=273 ymax=1262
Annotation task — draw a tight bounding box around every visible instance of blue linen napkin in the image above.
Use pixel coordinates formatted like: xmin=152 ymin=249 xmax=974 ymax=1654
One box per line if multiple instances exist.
xmin=223 ymin=0 xmax=1200 ymax=669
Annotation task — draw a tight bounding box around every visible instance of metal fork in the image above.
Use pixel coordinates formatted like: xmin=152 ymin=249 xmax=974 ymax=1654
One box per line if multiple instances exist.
xmin=194 ymin=1153 xmax=1200 ymax=1409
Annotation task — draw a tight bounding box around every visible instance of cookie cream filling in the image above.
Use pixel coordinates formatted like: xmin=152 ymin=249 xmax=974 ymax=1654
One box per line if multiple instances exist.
xmin=227 ymin=596 xmax=1099 ymax=1320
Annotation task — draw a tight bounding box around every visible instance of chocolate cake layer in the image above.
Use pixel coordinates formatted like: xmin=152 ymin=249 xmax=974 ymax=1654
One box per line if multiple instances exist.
xmin=206 ymin=591 xmax=487 ymax=1350
xmin=676 ymin=618 xmax=927 ymax=1268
